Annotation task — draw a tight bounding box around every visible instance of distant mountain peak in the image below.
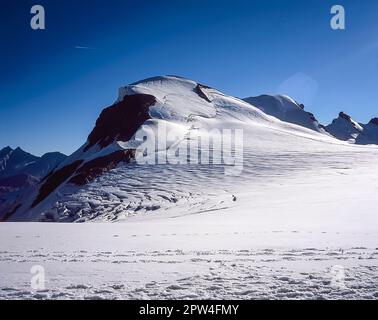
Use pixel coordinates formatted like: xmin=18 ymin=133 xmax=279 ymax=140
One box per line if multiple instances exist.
xmin=0 ymin=146 xmax=67 ymax=180
xmin=243 ymin=94 xmax=326 ymax=133
xmin=338 ymin=111 xmax=352 ymax=121
xmin=369 ymin=118 xmax=378 ymax=126
xmin=40 ymin=151 xmax=67 ymax=159
xmin=1 ymin=146 xmax=13 ymax=152
xmin=325 ymin=112 xmax=363 ymax=142
xmin=0 ymin=146 xmax=13 ymax=156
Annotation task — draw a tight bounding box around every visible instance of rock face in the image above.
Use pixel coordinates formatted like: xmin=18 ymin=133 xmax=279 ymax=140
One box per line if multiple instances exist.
xmin=325 ymin=112 xmax=363 ymax=142
xmin=68 ymin=150 xmax=135 ymax=186
xmin=32 ymin=160 xmax=84 ymax=208
xmin=243 ymin=95 xmax=326 ymax=133
xmin=193 ymin=84 xmax=212 ymax=103
xmin=30 ymin=93 xmax=157 ymax=210
xmin=84 ymin=94 xmax=156 ymax=151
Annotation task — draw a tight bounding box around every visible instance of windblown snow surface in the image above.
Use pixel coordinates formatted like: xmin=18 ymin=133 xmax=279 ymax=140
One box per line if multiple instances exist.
xmin=1 ymin=76 xmax=378 ymax=300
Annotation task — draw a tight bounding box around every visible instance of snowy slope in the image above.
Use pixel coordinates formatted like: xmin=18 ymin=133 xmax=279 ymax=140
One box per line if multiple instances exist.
xmin=1 ymin=151 xmax=378 ymax=299
xmin=0 ymin=75 xmax=366 ymax=222
xmin=243 ymin=95 xmax=327 ymax=133
xmin=325 ymin=112 xmax=363 ymax=142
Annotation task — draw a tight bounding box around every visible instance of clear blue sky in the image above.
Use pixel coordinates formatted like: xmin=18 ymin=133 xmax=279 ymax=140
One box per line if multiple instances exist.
xmin=1 ymin=0 xmax=378 ymax=155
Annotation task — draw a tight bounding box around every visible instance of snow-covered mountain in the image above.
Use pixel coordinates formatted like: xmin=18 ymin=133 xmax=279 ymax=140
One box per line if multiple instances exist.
xmin=356 ymin=118 xmax=378 ymax=145
xmin=0 ymin=76 xmax=346 ymax=222
xmin=325 ymin=112 xmax=363 ymax=142
xmin=243 ymin=95 xmax=327 ymax=133
xmin=324 ymin=114 xmax=378 ymax=145
xmin=0 ymin=147 xmax=67 ymax=221
xmin=21 ymin=152 xmax=67 ymax=179
xmin=0 ymin=147 xmax=66 ymax=179
xmin=0 ymin=147 xmax=39 ymax=178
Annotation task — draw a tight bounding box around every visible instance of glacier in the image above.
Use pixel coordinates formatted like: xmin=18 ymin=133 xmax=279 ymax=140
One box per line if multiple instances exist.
xmin=0 ymin=75 xmax=377 ymax=299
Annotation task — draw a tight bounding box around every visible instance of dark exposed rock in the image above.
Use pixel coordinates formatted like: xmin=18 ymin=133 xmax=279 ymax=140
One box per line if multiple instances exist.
xmin=307 ymin=112 xmax=317 ymax=122
xmin=84 ymin=94 xmax=156 ymax=152
xmin=29 ymin=94 xmax=155 ymax=210
xmin=369 ymin=118 xmax=378 ymax=126
xmin=69 ymin=150 xmax=135 ymax=186
xmin=339 ymin=112 xmax=352 ymax=122
xmin=32 ymin=160 xmax=84 ymax=208
xmin=193 ymin=84 xmax=212 ymax=103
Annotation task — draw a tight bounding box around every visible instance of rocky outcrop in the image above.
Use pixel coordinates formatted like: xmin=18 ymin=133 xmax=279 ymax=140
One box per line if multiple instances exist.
xmin=84 ymin=94 xmax=156 ymax=151
xmin=32 ymin=160 xmax=84 ymax=208
xmin=193 ymin=84 xmax=212 ymax=103
xmin=69 ymin=150 xmax=135 ymax=186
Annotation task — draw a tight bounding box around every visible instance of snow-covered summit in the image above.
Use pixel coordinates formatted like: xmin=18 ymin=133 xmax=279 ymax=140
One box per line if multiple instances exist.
xmin=325 ymin=112 xmax=363 ymax=142
xmin=355 ymin=118 xmax=378 ymax=145
xmin=243 ymin=94 xmax=327 ymax=133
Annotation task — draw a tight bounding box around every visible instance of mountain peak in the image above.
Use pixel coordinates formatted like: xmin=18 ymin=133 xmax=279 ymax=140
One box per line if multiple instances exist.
xmin=40 ymin=152 xmax=67 ymax=159
xmin=338 ymin=111 xmax=352 ymax=121
xmin=14 ymin=147 xmax=26 ymax=153
xmin=325 ymin=112 xmax=363 ymax=142
xmin=243 ymin=94 xmax=325 ymax=133
xmin=369 ymin=118 xmax=378 ymax=126
xmin=129 ymin=75 xmax=195 ymax=87
xmin=0 ymin=146 xmax=13 ymax=153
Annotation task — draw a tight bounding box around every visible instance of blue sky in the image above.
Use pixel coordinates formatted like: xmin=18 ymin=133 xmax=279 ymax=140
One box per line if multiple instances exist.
xmin=1 ymin=0 xmax=378 ymax=155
